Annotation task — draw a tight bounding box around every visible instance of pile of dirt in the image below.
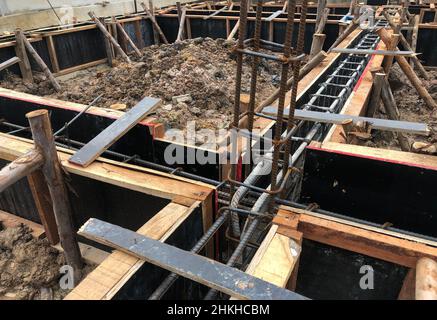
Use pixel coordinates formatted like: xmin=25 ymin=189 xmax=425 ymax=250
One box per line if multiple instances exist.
xmin=0 ymin=224 xmax=67 ymax=300
xmin=1 ymin=38 xmax=281 ymax=131
xmin=360 ymin=64 xmax=437 ymax=151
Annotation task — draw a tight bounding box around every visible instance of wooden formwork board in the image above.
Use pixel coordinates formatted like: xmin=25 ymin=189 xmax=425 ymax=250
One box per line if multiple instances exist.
xmin=275 ymin=205 xmax=437 ymax=269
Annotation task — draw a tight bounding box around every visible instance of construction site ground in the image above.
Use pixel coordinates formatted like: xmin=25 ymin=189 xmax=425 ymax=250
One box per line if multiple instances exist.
xmin=0 ymin=38 xmax=281 ymax=131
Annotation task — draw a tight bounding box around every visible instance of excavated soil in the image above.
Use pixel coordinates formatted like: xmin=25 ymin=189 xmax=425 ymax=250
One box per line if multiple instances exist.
xmin=1 ymin=38 xmax=281 ymax=131
xmin=356 ymin=64 xmax=437 ymax=152
xmin=0 ymin=223 xmax=93 ymax=300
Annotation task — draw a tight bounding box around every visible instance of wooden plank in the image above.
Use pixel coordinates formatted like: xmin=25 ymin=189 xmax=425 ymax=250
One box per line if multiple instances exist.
xmin=54 ymin=58 xmax=107 ymax=77
xmin=27 ymin=170 xmax=59 ymax=244
xmin=0 ymin=133 xmax=214 ymax=202
xmin=282 ymin=208 xmax=437 ymax=268
xmin=46 ymin=36 xmax=60 ymax=73
xmin=69 ymin=97 xmax=161 ymax=167
xmin=78 ymin=218 xmax=307 ymax=300
xmin=0 ymin=57 xmax=20 ymax=72
xmin=65 ymin=201 xmax=198 ymax=300
xmin=312 ymin=141 xmax=437 ymax=172
xmin=246 ymin=225 xmax=301 ymax=288
xmin=0 ymin=209 xmax=45 ymax=239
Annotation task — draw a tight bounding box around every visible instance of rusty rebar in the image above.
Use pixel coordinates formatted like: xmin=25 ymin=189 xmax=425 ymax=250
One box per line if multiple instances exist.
xmin=282 ymin=0 xmax=308 ymax=175
xmin=229 ymin=0 xmax=249 ymax=237
xmin=269 ymin=0 xmax=297 ymax=209
xmin=246 ymin=1 xmax=264 ymax=171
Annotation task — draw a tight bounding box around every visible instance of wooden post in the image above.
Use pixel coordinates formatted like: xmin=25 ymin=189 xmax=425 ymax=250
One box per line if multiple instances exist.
xmin=176 ymin=2 xmax=185 ymax=41
xmin=0 ymin=149 xmax=44 ymax=193
xmin=227 ymin=19 xmax=240 ymax=41
xmin=383 ymin=33 xmax=400 ymax=76
xmin=14 ymin=29 xmax=33 ymax=83
xmin=46 ymin=36 xmax=60 ymax=73
xmin=27 ymin=170 xmax=60 ymax=244
xmin=19 ymin=32 xmax=61 ymax=92
xmin=134 ymin=20 xmax=145 ymax=49
xmin=377 ymin=28 xmax=436 ymax=110
xmin=0 ymin=56 xmax=21 ymax=72
xmin=88 ymin=12 xmax=131 ymax=63
xmin=416 ymin=257 xmax=437 ymax=300
xmin=99 ymin=17 xmax=114 ymax=67
xmin=176 ymin=7 xmax=187 ymax=42
xmin=315 ymin=0 xmax=327 ymax=31
xmin=148 ymin=0 xmax=160 ymax=44
xmin=309 ymin=33 xmax=326 ymax=59
xmin=410 ymin=14 xmax=419 ymax=67
xmin=383 ymin=11 xmax=428 ymax=79
xmin=140 ymin=3 xmax=169 ymax=44
xmin=366 ymin=72 xmax=384 ymax=118
xmin=26 ymin=109 xmax=83 ymax=281
xmin=116 ymin=21 xmax=143 ymax=58
xmin=186 ymin=17 xmax=192 ymax=39
xmin=380 ymin=78 xmax=411 ymax=152
xmin=110 ymin=17 xmax=118 ymax=57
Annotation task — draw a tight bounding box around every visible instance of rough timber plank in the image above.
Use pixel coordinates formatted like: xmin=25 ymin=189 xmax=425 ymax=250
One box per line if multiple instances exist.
xmin=280 ymin=207 xmax=437 ymax=268
xmin=0 ymin=133 xmax=213 ymax=202
xmin=65 ymin=201 xmax=196 ymax=300
xmin=310 ymin=141 xmax=437 ymax=171
xmin=0 ymin=209 xmax=45 ymax=239
xmin=78 ymin=218 xmax=307 ymax=300
xmin=69 ymin=97 xmax=161 ymax=167
xmin=245 ymin=225 xmax=301 ymax=287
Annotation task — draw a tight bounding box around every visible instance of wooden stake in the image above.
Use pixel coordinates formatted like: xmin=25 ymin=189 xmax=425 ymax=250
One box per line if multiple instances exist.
xmin=27 ymin=170 xmax=60 ymax=244
xmin=380 ymin=78 xmax=411 ymax=152
xmin=416 ymin=257 xmax=437 ymax=300
xmin=315 ymin=0 xmax=327 ymax=31
xmin=26 ymin=109 xmax=83 ymax=281
xmin=99 ymin=17 xmax=114 ymax=67
xmin=309 ymin=33 xmax=326 ymax=59
xmin=383 ymin=11 xmax=428 ymax=79
xmin=0 ymin=56 xmax=20 ymax=72
xmin=377 ymin=28 xmax=436 ymax=110
xmin=19 ymin=32 xmax=61 ymax=91
xmin=110 ymin=17 xmax=118 ymax=57
xmin=366 ymin=72 xmax=385 ymax=118
xmin=227 ymin=19 xmax=240 ymax=41
xmin=116 ymin=21 xmax=143 ymax=58
xmin=46 ymin=36 xmax=60 ymax=73
xmin=176 ymin=7 xmax=187 ymax=42
xmin=410 ymin=14 xmax=419 ymax=67
xmin=148 ymin=0 xmax=160 ymax=44
xmin=383 ymin=33 xmax=400 ymax=76
xmin=88 ymin=12 xmax=131 ymax=63
xmin=14 ymin=29 xmax=33 ymax=84
xmin=140 ymin=3 xmax=169 ymax=44
xmin=0 ymin=149 xmax=44 ymax=193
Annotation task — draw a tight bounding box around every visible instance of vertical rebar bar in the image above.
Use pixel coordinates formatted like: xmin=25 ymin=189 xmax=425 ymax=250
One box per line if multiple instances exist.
xmin=246 ymin=1 xmax=264 ymax=171
xmin=269 ymin=0 xmax=296 ymax=209
xmin=282 ymin=0 xmax=308 ymax=174
xmin=229 ymin=0 xmax=249 ymax=238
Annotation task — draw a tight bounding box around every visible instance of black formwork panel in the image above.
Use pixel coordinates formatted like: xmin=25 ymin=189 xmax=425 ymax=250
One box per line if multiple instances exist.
xmin=300 ymin=146 xmax=437 ymax=239
xmin=0 ymin=161 xmax=170 ymax=231
xmin=415 ymin=28 xmax=437 ymax=66
xmin=0 ymin=159 xmax=40 ymax=223
xmin=113 ymin=205 xmax=209 ymax=300
xmin=296 ymin=239 xmax=408 ymax=300
xmin=53 ymin=28 xmax=106 ymax=70
xmin=0 ymin=45 xmax=21 ymax=78
xmin=0 ymin=95 xmax=155 ymax=162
